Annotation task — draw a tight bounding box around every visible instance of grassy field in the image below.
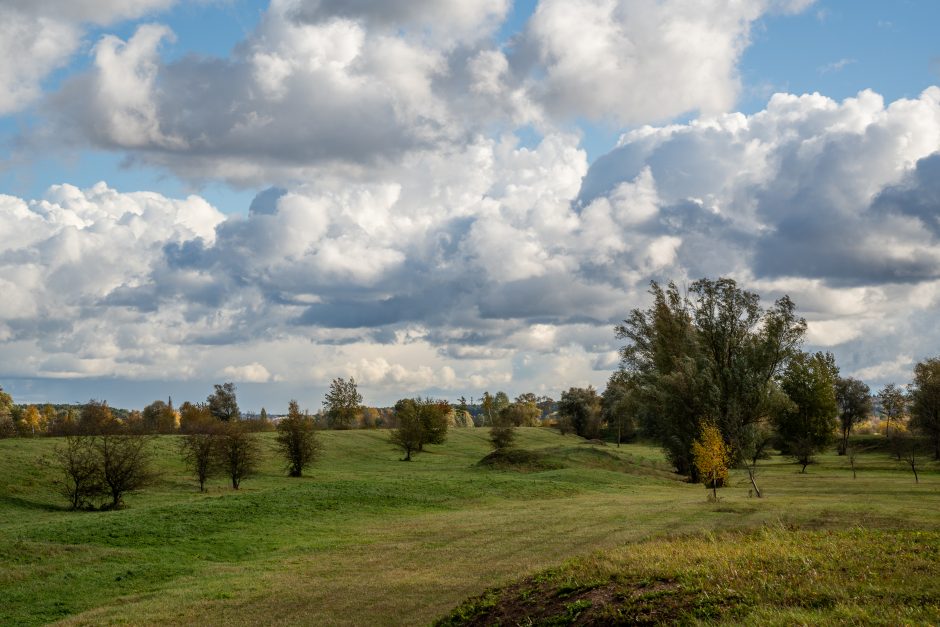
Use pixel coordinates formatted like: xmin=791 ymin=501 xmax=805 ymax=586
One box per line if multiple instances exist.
xmin=0 ymin=428 xmax=938 ymax=625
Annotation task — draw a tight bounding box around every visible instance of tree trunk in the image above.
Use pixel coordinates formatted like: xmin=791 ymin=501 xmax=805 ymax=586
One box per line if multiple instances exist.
xmin=746 ymin=465 xmax=762 ymax=498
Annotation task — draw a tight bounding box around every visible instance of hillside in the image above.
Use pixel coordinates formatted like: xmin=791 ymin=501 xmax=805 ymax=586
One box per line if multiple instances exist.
xmin=0 ymin=429 xmax=938 ymax=625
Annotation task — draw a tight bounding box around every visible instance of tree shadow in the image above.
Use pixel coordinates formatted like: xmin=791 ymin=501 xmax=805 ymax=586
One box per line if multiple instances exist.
xmin=0 ymin=493 xmax=68 ymax=512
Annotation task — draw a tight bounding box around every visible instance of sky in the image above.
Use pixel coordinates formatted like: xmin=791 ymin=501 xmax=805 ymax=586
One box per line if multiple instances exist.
xmin=1 ymin=0 xmax=939 ymax=413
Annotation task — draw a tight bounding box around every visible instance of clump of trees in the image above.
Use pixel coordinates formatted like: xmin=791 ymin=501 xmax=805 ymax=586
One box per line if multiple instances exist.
xmin=615 ymin=278 xmax=807 ymax=479
xmin=910 ymin=358 xmax=940 ymax=460
xmin=774 ymin=352 xmax=839 ymax=472
xmin=558 ymin=387 xmax=603 ymax=439
xmin=389 ymin=398 xmax=450 ymax=460
xmin=50 ymin=434 xmax=154 ymax=510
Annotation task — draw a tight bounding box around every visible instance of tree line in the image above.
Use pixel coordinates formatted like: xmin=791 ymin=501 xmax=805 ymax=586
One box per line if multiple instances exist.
xmin=613 ymin=278 xmax=940 ymax=490
xmin=7 ymin=276 xmax=940 ymax=506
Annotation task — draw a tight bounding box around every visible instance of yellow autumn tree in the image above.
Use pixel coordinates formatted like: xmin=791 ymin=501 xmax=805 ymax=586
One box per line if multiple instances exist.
xmin=22 ymin=405 xmax=44 ymax=436
xmin=691 ymin=421 xmax=730 ymax=501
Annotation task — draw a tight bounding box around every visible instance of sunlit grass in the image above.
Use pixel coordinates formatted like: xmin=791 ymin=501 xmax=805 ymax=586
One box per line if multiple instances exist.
xmin=0 ymin=429 xmax=937 ymax=625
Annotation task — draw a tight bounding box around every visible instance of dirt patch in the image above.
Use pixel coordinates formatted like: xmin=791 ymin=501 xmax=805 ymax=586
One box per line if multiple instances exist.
xmin=436 ymin=574 xmax=741 ymax=626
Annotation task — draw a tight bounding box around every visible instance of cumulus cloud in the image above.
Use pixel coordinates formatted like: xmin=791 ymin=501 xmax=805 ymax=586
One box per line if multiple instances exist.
xmin=518 ymin=0 xmax=815 ymax=124
xmin=33 ymin=0 xmax=817 ymax=186
xmin=43 ymin=1 xmax=473 ymax=184
xmin=5 ymin=87 xmax=940 ymax=399
xmin=0 ymin=0 xmax=174 ymax=115
xmin=221 ymin=363 xmax=273 ymax=383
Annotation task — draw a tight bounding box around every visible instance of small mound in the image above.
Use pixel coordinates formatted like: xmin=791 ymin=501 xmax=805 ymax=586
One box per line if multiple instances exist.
xmin=436 ymin=527 xmax=940 ymax=626
xmin=435 ymin=575 xmax=725 ymax=627
xmin=476 ymin=449 xmax=564 ymax=472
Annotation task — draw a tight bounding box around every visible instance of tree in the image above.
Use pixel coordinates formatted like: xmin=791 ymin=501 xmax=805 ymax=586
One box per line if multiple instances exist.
xmin=894 ymin=431 xmax=920 ymax=484
xmin=207 ymin=383 xmax=240 ymax=422
xmin=361 ymin=406 xmax=381 ymax=428
xmin=95 ymin=435 xmax=153 ymax=509
xmin=79 ymin=399 xmax=119 ymax=434
xmin=878 ymin=383 xmax=906 ymax=438
xmin=500 ymin=400 xmax=541 ymax=427
xmin=558 ymin=387 xmax=603 ymax=439
xmin=324 ymin=377 xmax=362 ymax=430
xmin=180 ymin=431 xmax=218 ymax=492
xmin=50 ymin=436 xmax=104 ymax=509
xmin=0 ymin=386 xmax=15 ymax=438
xmin=616 ymin=278 xmax=806 ymax=479
xmin=909 ymin=357 xmax=940 ymax=460
xmin=774 ymin=352 xmax=839 ymax=472
xmin=390 ymin=398 xmax=450 ymax=457
xmin=215 ymin=422 xmax=261 ymax=489
xmin=602 ymin=371 xmax=638 ymax=447
xmin=489 ymin=406 xmax=517 ymax=451
xmin=142 ymin=400 xmax=179 ymax=434
xmin=688 ymin=278 xmax=806 ymax=458
xmin=179 ymin=401 xmax=217 ymax=433
xmin=390 ymin=403 xmax=424 ymax=461
xmin=691 ymin=422 xmax=729 ymax=501
xmin=420 ymin=400 xmax=450 ymax=449
xmin=834 ymin=377 xmax=872 ymax=455
xmin=480 ymin=392 xmax=496 ymax=426
xmin=276 ymin=400 xmax=321 ymax=477
xmin=21 ymin=405 xmax=44 ymax=436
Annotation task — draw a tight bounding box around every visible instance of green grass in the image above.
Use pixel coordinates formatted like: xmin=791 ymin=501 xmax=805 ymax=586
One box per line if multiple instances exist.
xmin=0 ymin=429 xmax=938 ymax=625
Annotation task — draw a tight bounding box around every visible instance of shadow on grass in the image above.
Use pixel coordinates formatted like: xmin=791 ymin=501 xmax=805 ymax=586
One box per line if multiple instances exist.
xmin=0 ymin=493 xmax=67 ymax=513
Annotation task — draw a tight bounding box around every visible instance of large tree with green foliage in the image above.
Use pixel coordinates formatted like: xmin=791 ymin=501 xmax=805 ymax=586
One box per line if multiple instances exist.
xmin=616 ymin=278 xmax=806 ymax=478
xmin=390 ymin=398 xmax=450 ymax=460
xmin=207 ymin=383 xmax=240 ymax=422
xmin=774 ymin=351 xmax=839 ymax=472
xmin=324 ymin=377 xmax=362 ymax=429
xmin=834 ymin=376 xmax=872 ymax=455
xmin=558 ymin=387 xmax=603 ymax=439
xmin=500 ymin=399 xmax=542 ymax=427
xmin=910 ymin=357 xmax=940 ymax=460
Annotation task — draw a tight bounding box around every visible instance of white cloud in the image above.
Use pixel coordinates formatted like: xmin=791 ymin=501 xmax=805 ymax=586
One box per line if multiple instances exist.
xmin=221 ymin=363 xmax=273 ymax=383
xmin=0 ymin=0 xmax=174 ymax=115
xmin=6 ymin=88 xmax=940 ymax=398
xmin=521 ymin=0 xmax=815 ymax=124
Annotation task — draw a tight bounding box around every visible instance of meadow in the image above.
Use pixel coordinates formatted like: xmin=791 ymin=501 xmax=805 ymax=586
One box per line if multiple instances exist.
xmin=1 ymin=428 xmax=938 ymax=625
